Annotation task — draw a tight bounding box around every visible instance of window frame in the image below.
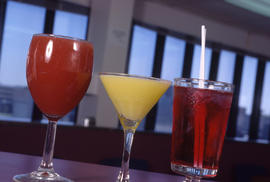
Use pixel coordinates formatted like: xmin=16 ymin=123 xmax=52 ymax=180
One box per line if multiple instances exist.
xmin=127 ymin=20 xmax=270 ymax=142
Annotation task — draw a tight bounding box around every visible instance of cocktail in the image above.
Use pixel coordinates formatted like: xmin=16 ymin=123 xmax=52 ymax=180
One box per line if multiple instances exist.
xmin=13 ymin=34 xmax=93 ymax=182
xmin=171 ymin=78 xmax=233 ymax=182
xmin=99 ymin=72 xmax=171 ymax=182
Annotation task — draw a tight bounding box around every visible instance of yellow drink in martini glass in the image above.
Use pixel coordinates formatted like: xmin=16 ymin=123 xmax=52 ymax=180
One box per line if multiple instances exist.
xmin=100 ymin=72 xmax=171 ymax=182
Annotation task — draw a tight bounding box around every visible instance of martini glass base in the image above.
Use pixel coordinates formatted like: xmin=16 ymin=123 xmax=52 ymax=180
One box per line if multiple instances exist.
xmin=13 ymin=171 xmax=73 ymax=182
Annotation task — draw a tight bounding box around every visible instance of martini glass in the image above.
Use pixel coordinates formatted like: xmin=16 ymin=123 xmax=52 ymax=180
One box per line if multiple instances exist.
xmin=13 ymin=34 xmax=93 ymax=182
xmin=171 ymin=78 xmax=233 ymax=182
xmin=99 ymin=72 xmax=171 ymax=182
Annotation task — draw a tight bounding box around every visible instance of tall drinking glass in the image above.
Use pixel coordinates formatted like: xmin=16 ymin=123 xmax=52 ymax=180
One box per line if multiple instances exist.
xmin=13 ymin=34 xmax=93 ymax=182
xmin=171 ymin=78 xmax=233 ymax=182
xmin=100 ymin=72 xmax=171 ymax=182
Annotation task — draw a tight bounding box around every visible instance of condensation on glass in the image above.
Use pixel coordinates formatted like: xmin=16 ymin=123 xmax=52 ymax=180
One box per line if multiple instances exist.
xmin=0 ymin=1 xmax=45 ymax=122
xmin=155 ymin=36 xmax=186 ymax=133
xmin=127 ymin=25 xmax=157 ymax=131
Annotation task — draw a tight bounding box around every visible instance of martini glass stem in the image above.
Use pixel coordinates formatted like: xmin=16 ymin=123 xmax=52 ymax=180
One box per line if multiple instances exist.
xmin=117 ymin=129 xmax=135 ymax=182
xmin=38 ymin=120 xmax=57 ymax=173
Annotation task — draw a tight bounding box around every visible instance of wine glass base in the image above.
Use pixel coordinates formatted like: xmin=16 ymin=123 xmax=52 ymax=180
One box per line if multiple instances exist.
xmin=13 ymin=171 xmax=73 ymax=182
xmin=171 ymin=163 xmax=217 ymax=179
xmin=116 ymin=170 xmax=130 ymax=182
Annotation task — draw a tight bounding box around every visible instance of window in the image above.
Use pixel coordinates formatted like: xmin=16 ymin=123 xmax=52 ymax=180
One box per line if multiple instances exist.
xmin=0 ymin=0 xmax=90 ymax=124
xmin=236 ymin=56 xmax=258 ymax=140
xmin=217 ymin=50 xmax=236 ymax=84
xmin=155 ymin=36 xmax=186 ymax=133
xmin=127 ymin=25 xmax=157 ymax=131
xmin=127 ymin=22 xmax=270 ymax=143
xmin=128 ymin=25 xmax=157 ymax=77
xmin=259 ymin=61 xmax=270 ymax=141
xmin=53 ymin=10 xmax=88 ymax=39
xmin=0 ymin=1 xmax=46 ymax=122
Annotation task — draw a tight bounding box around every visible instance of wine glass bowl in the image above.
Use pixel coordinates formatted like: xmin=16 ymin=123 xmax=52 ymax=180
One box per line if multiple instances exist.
xmin=13 ymin=34 xmax=93 ymax=182
xmin=26 ymin=34 xmax=93 ymax=121
xmin=171 ymin=78 xmax=233 ymax=182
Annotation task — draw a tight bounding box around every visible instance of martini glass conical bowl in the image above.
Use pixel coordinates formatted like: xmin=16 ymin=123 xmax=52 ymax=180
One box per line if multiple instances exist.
xmin=100 ymin=72 xmax=171 ymax=182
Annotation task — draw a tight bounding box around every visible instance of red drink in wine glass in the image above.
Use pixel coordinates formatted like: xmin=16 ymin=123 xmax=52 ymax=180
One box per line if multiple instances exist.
xmin=13 ymin=34 xmax=93 ymax=182
xmin=27 ymin=34 xmax=93 ymax=120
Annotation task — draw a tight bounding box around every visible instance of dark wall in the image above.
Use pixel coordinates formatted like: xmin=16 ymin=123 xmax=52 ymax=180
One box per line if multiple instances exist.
xmin=0 ymin=121 xmax=269 ymax=182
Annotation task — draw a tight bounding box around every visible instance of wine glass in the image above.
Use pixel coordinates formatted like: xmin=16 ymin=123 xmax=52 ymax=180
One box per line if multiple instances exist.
xmin=171 ymin=78 xmax=233 ymax=182
xmin=13 ymin=34 xmax=93 ymax=182
xmin=99 ymin=72 xmax=171 ymax=182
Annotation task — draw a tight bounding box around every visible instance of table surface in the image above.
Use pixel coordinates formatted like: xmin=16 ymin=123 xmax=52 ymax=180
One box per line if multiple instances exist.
xmin=0 ymin=151 xmax=213 ymax=182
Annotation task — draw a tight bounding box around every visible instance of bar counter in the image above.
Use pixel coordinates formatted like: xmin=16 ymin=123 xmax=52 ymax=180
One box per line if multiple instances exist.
xmin=0 ymin=151 xmax=213 ymax=182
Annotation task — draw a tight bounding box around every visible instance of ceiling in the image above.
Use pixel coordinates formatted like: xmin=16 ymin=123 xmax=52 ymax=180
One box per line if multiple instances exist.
xmin=146 ymin=0 xmax=270 ymax=38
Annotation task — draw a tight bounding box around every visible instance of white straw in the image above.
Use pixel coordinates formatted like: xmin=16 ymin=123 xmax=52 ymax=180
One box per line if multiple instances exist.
xmin=199 ymin=25 xmax=206 ymax=88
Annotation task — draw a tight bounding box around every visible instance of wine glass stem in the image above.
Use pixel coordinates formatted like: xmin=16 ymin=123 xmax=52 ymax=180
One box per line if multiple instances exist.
xmin=38 ymin=120 xmax=57 ymax=172
xmin=117 ymin=129 xmax=135 ymax=182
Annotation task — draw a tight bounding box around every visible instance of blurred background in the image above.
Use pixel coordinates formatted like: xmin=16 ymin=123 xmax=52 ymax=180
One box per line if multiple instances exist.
xmin=0 ymin=0 xmax=270 ymax=181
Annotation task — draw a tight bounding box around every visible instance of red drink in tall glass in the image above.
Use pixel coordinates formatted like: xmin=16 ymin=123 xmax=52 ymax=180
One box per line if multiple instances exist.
xmin=171 ymin=78 xmax=233 ymax=179
xmin=27 ymin=35 xmax=93 ymax=121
